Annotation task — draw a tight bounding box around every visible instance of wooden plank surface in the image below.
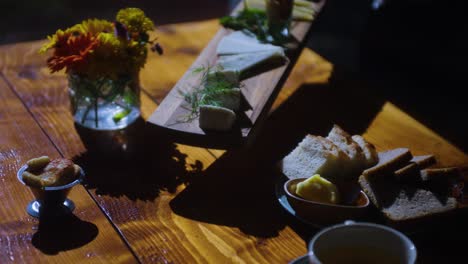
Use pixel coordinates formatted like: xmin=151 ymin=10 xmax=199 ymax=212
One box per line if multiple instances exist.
xmin=0 ymin=77 xmax=136 ymax=263
xmin=0 ymin=20 xmax=311 ymax=262
xmin=2 ymin=15 xmax=468 ymax=264
xmin=148 ymin=1 xmax=325 ymax=148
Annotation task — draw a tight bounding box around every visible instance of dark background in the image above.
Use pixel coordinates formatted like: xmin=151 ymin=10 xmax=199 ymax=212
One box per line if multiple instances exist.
xmin=1 ymin=0 xmax=467 ymax=151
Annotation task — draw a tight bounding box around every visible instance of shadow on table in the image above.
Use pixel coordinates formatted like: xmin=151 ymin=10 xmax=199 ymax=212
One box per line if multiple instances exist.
xmin=170 ymin=69 xmax=387 ymax=238
xmin=32 ymin=212 xmax=98 ymax=255
xmin=74 ymin=118 xmax=204 ymax=201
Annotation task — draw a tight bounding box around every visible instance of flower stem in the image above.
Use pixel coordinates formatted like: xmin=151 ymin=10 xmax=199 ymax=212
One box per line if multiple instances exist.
xmin=94 ymin=98 xmax=99 ymax=128
xmin=82 ymin=104 xmax=92 ymax=125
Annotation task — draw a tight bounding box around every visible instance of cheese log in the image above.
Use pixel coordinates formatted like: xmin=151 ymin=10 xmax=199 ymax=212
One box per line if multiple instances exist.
xmin=199 ymin=105 xmax=236 ymax=131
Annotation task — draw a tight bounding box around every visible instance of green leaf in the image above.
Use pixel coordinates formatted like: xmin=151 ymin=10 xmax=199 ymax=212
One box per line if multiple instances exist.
xmin=123 ymin=89 xmax=138 ymax=106
xmin=219 ymin=8 xmax=288 ymax=46
xmin=179 ymin=65 xmax=240 ymax=122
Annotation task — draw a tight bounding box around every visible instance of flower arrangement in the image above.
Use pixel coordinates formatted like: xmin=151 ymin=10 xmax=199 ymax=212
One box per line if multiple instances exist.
xmin=39 ymin=8 xmax=162 ymax=129
xmin=40 ymin=7 xmax=162 ymax=80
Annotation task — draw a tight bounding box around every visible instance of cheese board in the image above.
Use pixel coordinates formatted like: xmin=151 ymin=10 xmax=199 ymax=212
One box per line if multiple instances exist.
xmin=148 ymin=0 xmax=326 ymax=148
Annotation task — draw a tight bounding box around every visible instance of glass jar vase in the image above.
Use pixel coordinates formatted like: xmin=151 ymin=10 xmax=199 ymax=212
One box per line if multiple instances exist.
xmin=265 ymin=0 xmax=294 ymax=40
xmin=68 ymin=73 xmax=141 ymax=130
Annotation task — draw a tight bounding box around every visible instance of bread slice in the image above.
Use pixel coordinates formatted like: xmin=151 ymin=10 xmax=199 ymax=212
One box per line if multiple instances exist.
xmin=280 ymin=135 xmax=343 ymax=181
xmin=411 ymin=155 xmax=436 ymax=168
xmin=420 ymin=167 xmax=460 ymax=182
xmin=362 ymin=148 xmax=413 ymax=179
xmin=359 ymin=167 xmax=459 ymax=215
xmin=359 ymin=149 xmax=459 ymax=223
xmin=394 ymin=163 xmax=420 ymax=182
xmin=316 ymin=136 xmax=351 ymax=180
xmin=382 ymin=188 xmax=458 ymax=222
xmin=327 ymin=125 xmax=366 ymax=174
xmin=394 ymin=155 xmax=437 ymax=182
xmin=351 ymin=135 xmax=379 ymax=168
xmin=359 ymin=148 xmax=412 ymax=208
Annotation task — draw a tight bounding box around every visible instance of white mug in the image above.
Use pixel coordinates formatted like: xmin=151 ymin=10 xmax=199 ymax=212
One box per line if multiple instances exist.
xmin=308 ymin=221 xmax=417 ymax=264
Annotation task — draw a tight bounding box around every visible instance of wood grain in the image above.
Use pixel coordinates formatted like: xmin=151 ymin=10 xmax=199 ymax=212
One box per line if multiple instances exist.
xmin=364 ymin=102 xmax=468 ymax=166
xmin=0 ymin=77 xmax=136 ymax=263
xmin=2 ymin=9 xmax=468 ymax=264
xmin=0 ymin=20 xmax=312 ymax=263
xmin=148 ymin=1 xmax=325 ymax=148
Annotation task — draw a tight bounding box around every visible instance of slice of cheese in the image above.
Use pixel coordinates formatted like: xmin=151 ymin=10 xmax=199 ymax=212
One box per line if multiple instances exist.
xmin=217 ymin=49 xmax=285 ymax=75
xmin=207 ymin=69 xmax=240 ymax=85
xmin=199 ymin=105 xmax=236 ymax=131
xmin=223 ymin=31 xmax=260 ymax=44
xmin=216 ymin=34 xmax=283 ymax=55
xmin=201 ymin=88 xmax=242 ymax=111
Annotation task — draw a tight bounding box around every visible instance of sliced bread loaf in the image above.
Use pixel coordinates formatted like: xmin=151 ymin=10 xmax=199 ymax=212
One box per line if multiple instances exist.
xmin=382 ymin=188 xmax=458 ymax=222
xmin=316 ymin=136 xmax=351 ymax=180
xmin=420 ymin=167 xmax=460 ymax=182
xmin=362 ymin=148 xmax=413 ymax=179
xmin=359 ymin=148 xmax=413 ymax=208
xmin=395 ymin=155 xmax=437 ymax=182
xmin=351 ymin=135 xmax=379 ymax=168
xmin=280 ymin=135 xmax=343 ymax=180
xmin=411 ymin=155 xmax=436 ymax=168
xmin=359 ymin=149 xmax=459 ymax=223
xmin=327 ymin=125 xmax=366 ymax=174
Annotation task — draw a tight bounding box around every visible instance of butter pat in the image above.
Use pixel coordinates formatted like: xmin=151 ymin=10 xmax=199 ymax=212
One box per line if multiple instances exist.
xmin=295 ymin=174 xmax=340 ymax=204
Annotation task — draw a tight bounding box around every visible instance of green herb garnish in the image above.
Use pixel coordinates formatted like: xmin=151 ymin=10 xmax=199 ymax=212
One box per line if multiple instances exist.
xmin=219 ymin=4 xmax=289 ymax=46
xmin=180 ymin=65 xmax=241 ymax=121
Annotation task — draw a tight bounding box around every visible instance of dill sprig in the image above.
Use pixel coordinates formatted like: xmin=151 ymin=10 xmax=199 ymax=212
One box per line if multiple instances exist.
xmin=179 ymin=65 xmax=240 ymax=122
xmin=219 ymin=2 xmax=290 ymax=46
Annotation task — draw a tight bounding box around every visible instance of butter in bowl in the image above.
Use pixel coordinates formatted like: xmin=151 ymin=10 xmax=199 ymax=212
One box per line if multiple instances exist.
xmin=279 ymin=125 xmax=377 ymax=226
xmin=284 ymin=175 xmax=370 ymax=226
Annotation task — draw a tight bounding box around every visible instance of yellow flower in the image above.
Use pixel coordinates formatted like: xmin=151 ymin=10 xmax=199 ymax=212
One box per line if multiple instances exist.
xmin=116 ymin=8 xmax=154 ymax=33
xmin=39 ymin=29 xmax=67 ymax=54
xmin=74 ymin=19 xmax=114 ymax=35
xmin=40 ymin=7 xmax=159 ymax=80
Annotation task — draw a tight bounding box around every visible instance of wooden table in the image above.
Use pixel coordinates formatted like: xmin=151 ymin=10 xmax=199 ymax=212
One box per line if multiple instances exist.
xmin=1 ymin=19 xmax=468 ymax=263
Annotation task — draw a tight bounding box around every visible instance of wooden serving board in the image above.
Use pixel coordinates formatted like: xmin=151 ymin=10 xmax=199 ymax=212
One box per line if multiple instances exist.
xmin=148 ymin=1 xmax=325 ymax=149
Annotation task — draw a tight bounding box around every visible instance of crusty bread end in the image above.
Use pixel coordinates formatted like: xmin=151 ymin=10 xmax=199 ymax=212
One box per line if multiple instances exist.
xmin=351 ymin=135 xmax=379 ymax=168
xmin=327 ymin=125 xmax=366 ymax=174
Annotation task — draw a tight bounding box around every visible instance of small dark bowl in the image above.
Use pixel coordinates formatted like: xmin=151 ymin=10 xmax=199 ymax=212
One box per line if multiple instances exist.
xmin=17 ymin=164 xmax=84 ymax=217
xmin=284 ymin=178 xmax=370 ymax=226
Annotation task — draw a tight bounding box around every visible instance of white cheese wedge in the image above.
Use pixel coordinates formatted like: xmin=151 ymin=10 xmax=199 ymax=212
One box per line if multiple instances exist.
xmin=199 ymin=105 xmax=236 ymax=131
xmin=217 ymin=49 xmax=285 ymax=75
xmin=201 ymin=88 xmax=242 ymax=111
xmin=207 ymin=69 xmax=240 ymax=85
xmin=216 ymin=34 xmax=283 ymax=55
xmin=223 ymin=31 xmax=260 ymax=44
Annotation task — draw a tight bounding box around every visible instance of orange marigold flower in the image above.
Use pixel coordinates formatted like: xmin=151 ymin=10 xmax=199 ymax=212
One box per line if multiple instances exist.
xmin=46 ymin=32 xmax=99 ymax=73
